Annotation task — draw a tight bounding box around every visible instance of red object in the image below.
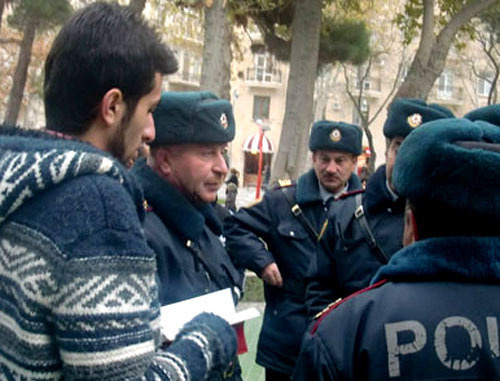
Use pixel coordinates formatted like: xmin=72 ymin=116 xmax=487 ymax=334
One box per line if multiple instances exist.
xmin=255 ymin=126 xmax=265 ymax=200
xmin=234 ymin=322 xmax=248 ymax=354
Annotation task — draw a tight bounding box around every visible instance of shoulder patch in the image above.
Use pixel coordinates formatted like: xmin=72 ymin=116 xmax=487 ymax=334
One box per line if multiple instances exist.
xmin=143 ymin=199 xmax=153 ymax=212
xmin=335 ymin=188 xmax=365 ymax=200
xmin=311 ymin=279 xmax=387 ymax=334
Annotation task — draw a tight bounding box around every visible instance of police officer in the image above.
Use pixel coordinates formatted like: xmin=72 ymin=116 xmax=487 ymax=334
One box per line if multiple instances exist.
xmin=225 ymin=121 xmax=362 ymax=380
xmin=305 ymin=99 xmax=454 ymax=317
xmin=132 ymin=91 xmax=243 ymax=379
xmin=293 ymin=110 xmax=500 ymax=380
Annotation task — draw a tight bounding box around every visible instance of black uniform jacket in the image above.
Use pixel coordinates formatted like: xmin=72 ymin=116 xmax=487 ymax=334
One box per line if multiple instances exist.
xmin=306 ymin=165 xmax=405 ymax=318
xmin=133 ymin=159 xmax=242 ymax=306
xmin=294 ymin=236 xmax=500 ymax=381
xmin=224 ymin=169 xmax=361 ymax=374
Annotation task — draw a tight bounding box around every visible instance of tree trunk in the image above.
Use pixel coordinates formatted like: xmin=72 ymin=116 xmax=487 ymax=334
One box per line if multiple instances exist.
xmin=395 ymin=0 xmax=497 ymax=100
xmin=271 ymin=0 xmax=321 ymax=182
xmin=199 ymin=0 xmax=232 ymax=100
xmin=0 ymin=0 xmax=5 ymax=33
xmin=4 ymin=21 xmax=36 ymax=126
xmin=129 ymin=0 xmax=147 ymax=15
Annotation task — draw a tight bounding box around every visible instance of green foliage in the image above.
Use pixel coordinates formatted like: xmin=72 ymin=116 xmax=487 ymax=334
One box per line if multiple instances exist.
xmin=319 ymin=17 xmax=370 ymax=66
xmin=8 ymin=0 xmax=72 ymax=32
xmin=395 ymin=0 xmax=486 ymax=46
xmin=480 ymin=2 xmax=500 ymax=40
xmin=394 ymin=0 xmax=423 ymax=44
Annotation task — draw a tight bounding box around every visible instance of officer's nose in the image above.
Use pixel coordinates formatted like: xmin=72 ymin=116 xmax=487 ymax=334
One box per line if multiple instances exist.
xmin=214 ymin=151 xmax=228 ymax=177
xmin=325 ymin=161 xmax=339 ymax=174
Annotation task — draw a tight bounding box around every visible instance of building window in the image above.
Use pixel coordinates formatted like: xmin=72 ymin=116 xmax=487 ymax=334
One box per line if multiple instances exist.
xmin=438 ymin=70 xmax=454 ymax=98
xmin=477 ymin=77 xmax=492 ymax=97
xmin=352 ymin=98 xmax=369 ymax=125
xmin=253 ymin=96 xmax=270 ymax=121
xmin=179 ymin=50 xmax=201 ymax=83
xmin=355 ymin=79 xmax=371 ymax=91
xmin=255 ymin=53 xmax=274 ymax=82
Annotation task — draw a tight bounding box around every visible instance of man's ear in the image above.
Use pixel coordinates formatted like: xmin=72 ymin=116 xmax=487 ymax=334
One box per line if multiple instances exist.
xmin=403 ymin=204 xmax=419 ymax=246
xmin=100 ymin=88 xmax=125 ymax=128
xmin=155 ymin=148 xmax=173 ymax=177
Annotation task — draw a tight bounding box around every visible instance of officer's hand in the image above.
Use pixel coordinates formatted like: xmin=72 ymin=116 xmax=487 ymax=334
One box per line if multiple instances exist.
xmin=261 ymin=263 xmax=283 ymax=287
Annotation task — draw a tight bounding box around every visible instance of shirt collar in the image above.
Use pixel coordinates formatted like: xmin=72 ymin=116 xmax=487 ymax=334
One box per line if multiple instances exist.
xmin=385 ymin=178 xmax=400 ymax=202
xmin=318 ymin=180 xmax=348 ymax=205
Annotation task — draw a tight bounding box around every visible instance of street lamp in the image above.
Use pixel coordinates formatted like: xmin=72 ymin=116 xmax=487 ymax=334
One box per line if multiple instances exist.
xmin=255 ymin=119 xmax=270 ymax=200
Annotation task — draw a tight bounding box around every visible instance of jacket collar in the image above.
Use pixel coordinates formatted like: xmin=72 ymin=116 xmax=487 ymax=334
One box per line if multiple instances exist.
xmin=364 ymin=165 xmax=405 ymax=214
xmin=132 ymin=159 xmax=222 ymax=242
xmin=295 ymin=168 xmax=362 ymax=204
xmin=372 ymin=236 xmax=500 ymax=284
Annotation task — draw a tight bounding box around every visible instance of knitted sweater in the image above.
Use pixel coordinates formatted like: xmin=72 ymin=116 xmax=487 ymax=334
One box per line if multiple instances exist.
xmin=0 ymin=128 xmax=236 ymax=380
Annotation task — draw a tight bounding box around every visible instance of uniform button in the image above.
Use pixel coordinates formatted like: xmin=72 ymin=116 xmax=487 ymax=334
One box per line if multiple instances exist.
xmin=387 ymin=208 xmax=392 ymax=213
xmin=290 ymin=231 xmax=295 ymax=237
xmin=273 ymin=310 xmax=278 ymax=316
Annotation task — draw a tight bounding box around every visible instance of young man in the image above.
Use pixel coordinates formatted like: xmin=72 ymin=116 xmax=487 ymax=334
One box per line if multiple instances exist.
xmin=305 ymin=99 xmax=454 ymax=318
xmin=294 ymin=113 xmax=500 ymax=380
xmin=0 ymin=3 xmax=236 ymax=379
xmin=132 ymin=91 xmax=244 ymax=380
xmin=225 ymin=121 xmax=362 ymax=380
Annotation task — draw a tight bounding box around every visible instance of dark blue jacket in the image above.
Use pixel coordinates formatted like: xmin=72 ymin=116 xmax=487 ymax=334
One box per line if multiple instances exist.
xmin=294 ymin=236 xmax=500 ymax=381
xmin=306 ymin=165 xmax=404 ymax=317
xmin=132 ymin=159 xmax=243 ymax=306
xmin=224 ymin=169 xmax=361 ymax=375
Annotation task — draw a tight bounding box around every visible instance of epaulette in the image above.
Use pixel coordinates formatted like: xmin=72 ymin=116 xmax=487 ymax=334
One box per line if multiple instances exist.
xmin=335 ymin=188 xmax=365 ymax=201
xmin=311 ymin=279 xmax=387 ymax=334
xmin=278 ymin=178 xmax=293 ymax=188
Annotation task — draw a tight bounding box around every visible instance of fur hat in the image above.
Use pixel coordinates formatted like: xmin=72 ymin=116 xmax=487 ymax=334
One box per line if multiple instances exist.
xmin=309 ymin=120 xmax=362 ymax=155
xmin=151 ymin=91 xmax=235 ymax=147
xmin=383 ymin=98 xmax=454 ymax=139
xmin=393 ymin=118 xmax=500 ymax=223
xmin=464 ymin=104 xmax=500 ymax=126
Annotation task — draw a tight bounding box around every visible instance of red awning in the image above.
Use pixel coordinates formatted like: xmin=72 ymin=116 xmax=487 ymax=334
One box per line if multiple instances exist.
xmin=243 ymin=133 xmax=275 ymax=153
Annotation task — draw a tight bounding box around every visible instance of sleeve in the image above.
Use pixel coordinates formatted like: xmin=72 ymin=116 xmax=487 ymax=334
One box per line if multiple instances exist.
xmin=49 ymin=176 xmax=235 ymax=380
xmin=224 ymin=194 xmax=277 ymax=276
xmin=305 ymin=219 xmax=341 ymax=319
xmin=292 ymin=330 xmax=338 ymax=381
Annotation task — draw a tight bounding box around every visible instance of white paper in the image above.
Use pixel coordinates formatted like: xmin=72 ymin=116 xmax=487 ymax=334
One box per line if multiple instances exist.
xmin=160 ymin=288 xmax=260 ymax=341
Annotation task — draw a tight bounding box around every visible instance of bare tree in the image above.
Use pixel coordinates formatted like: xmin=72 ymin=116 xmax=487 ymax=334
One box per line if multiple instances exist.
xmin=395 ymin=0 xmax=497 ymax=100
xmin=270 ymin=0 xmax=322 ymax=182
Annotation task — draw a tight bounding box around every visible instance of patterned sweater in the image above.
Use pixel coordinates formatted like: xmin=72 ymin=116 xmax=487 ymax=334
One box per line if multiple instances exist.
xmin=0 ymin=128 xmax=236 ymax=380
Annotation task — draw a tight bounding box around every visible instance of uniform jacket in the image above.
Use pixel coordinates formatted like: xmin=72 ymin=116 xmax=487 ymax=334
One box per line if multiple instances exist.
xmin=0 ymin=128 xmax=236 ymax=380
xmin=133 ymin=159 xmax=243 ymax=306
xmin=224 ymin=168 xmax=361 ymax=375
xmin=294 ymin=236 xmax=500 ymax=381
xmin=306 ymin=165 xmax=405 ymax=317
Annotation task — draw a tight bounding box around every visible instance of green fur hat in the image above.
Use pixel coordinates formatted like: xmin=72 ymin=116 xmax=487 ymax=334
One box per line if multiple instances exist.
xmin=151 ymin=91 xmax=235 ymax=147
xmin=309 ymin=120 xmax=362 ymax=155
xmin=464 ymin=104 xmax=500 ymax=126
xmin=393 ymin=118 xmax=500 ymax=222
xmin=383 ymin=98 xmax=454 ymax=139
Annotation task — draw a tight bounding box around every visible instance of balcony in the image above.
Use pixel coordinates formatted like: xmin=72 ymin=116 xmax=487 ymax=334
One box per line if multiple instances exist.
xmin=428 ymin=86 xmax=465 ymax=106
xmin=246 ymin=67 xmax=283 ymax=89
xmin=168 ymin=70 xmax=201 ymax=90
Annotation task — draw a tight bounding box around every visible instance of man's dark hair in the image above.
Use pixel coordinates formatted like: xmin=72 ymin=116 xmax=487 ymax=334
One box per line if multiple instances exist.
xmin=409 ymin=201 xmax=498 ymax=239
xmin=44 ymin=2 xmax=178 ymax=134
